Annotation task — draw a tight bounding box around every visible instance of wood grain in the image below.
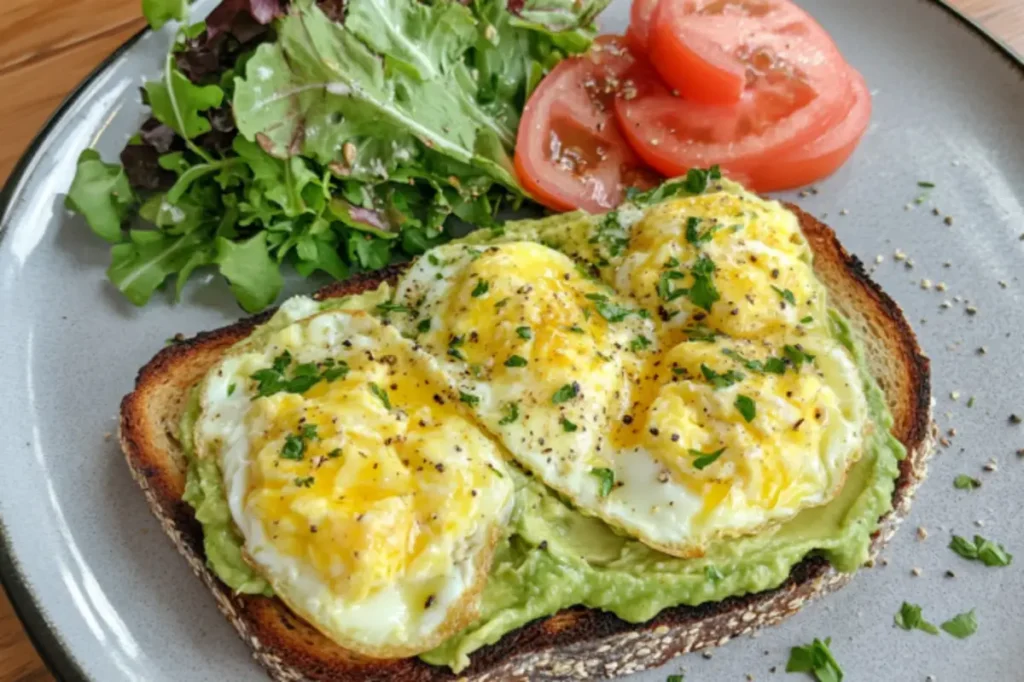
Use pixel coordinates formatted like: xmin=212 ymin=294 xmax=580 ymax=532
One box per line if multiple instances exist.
xmin=0 ymin=1 xmax=1020 ymax=681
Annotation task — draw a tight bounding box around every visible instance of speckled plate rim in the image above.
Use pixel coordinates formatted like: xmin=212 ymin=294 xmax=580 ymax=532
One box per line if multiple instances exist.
xmin=0 ymin=2 xmax=1021 ymax=681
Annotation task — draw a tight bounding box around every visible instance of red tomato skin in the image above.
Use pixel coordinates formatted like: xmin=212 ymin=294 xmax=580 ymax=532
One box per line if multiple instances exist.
xmin=647 ymin=0 xmax=745 ymax=106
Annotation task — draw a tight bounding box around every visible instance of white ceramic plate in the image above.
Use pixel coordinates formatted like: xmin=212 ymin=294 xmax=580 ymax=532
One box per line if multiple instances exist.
xmin=3 ymin=1 xmax=1024 ymax=679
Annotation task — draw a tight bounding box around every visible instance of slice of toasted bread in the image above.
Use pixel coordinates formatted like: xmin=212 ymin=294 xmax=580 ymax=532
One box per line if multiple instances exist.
xmin=119 ymin=206 xmax=933 ymax=681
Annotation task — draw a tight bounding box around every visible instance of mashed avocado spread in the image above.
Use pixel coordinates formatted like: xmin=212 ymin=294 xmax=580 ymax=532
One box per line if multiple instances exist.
xmin=180 ymin=184 xmax=904 ymax=673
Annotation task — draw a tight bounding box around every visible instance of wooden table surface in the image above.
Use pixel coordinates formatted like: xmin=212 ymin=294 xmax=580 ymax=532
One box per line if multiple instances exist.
xmin=1 ymin=0 xmax=1022 ymax=680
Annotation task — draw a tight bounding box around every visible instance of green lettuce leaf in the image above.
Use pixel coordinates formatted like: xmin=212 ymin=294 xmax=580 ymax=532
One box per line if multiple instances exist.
xmin=232 ymin=0 xmax=518 ymax=191
xmin=145 ymin=67 xmax=225 ymax=139
xmin=108 ymin=230 xmax=208 ymax=305
xmin=214 ymin=232 xmax=283 ymax=312
xmin=65 ymin=150 xmax=137 ymax=243
xmin=142 ymin=0 xmax=188 ymax=29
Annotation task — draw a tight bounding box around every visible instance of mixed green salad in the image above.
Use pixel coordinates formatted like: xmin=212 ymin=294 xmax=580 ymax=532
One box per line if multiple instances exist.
xmin=67 ymin=0 xmax=608 ymax=311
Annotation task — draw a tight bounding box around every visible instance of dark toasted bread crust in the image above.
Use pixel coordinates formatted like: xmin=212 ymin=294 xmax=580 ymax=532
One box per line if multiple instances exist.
xmin=119 ymin=209 xmax=932 ymax=681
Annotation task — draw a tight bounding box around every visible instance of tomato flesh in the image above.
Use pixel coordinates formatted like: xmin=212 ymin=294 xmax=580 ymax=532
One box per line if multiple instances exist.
xmin=514 ymin=37 xmax=660 ymax=213
xmin=745 ymin=68 xmax=871 ymax=191
xmin=626 ymin=0 xmax=659 ymax=53
xmin=614 ymin=58 xmax=848 ymax=181
xmin=647 ymin=0 xmax=842 ymax=106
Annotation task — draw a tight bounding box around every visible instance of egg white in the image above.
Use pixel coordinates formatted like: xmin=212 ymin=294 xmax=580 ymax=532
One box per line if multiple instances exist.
xmin=193 ymin=305 xmax=514 ymax=657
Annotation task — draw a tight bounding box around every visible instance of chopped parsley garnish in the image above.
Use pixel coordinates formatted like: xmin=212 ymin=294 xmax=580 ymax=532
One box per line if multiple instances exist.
xmin=630 ymin=335 xmax=652 ymax=352
xmin=271 ymin=351 xmax=292 ymax=373
xmin=783 ymin=344 xmax=816 ymax=369
xmin=498 ymin=401 xmax=519 ymax=425
xmin=666 ymin=676 xmax=684 ymax=682
xmin=376 ymin=302 xmax=413 ymax=314
xmin=471 ymin=280 xmax=490 ymax=297
xmin=721 ymin=348 xmax=765 ymax=372
xmin=427 ymin=253 xmax=441 ymax=266
xmin=369 ymin=382 xmax=391 ymax=410
xmin=682 ymin=323 xmax=718 ymax=342
xmin=327 ymin=448 xmax=342 ymax=459
xmin=586 ymin=293 xmax=645 ymax=322
xmin=459 ymin=391 xmax=480 ymax=407
xmin=685 ymin=216 xmax=721 ymax=246
xmin=704 ymin=566 xmax=724 ymax=582
xmin=786 ymin=637 xmax=843 ymax=682
xmin=591 ymin=467 xmax=615 ymax=496
xmin=949 ymin=534 xmax=1013 ymax=566
xmin=516 ymin=326 xmax=533 ymax=340
xmin=417 ymin=318 xmax=431 ymax=334
xmin=689 ymin=447 xmax=725 ymax=470
xmin=940 ymin=610 xmax=978 ymax=639
xmin=772 ymin=285 xmax=797 ymax=305
xmin=280 ymin=434 xmax=305 ymax=461
xmin=252 ymin=354 xmax=347 ymax=397
xmin=227 ymin=383 xmax=236 ymax=396
xmin=665 ymin=256 xmax=680 ymax=268
xmin=293 ymin=476 xmax=315 ymax=488
xmin=447 ymin=335 xmax=465 ymax=360
xmin=495 ymin=297 xmax=511 ymax=309
xmin=953 ymin=474 xmax=981 ymax=490
xmin=764 ymin=357 xmax=788 ymax=374
xmin=895 ymin=602 xmax=939 ymax=635
xmin=560 ymin=417 xmax=578 ymax=432
xmin=734 ymin=395 xmax=756 ymax=422
xmin=801 ymin=315 xmax=814 ymax=324
xmin=626 ymin=166 xmax=720 ymax=205
xmin=688 ymin=255 xmax=720 ymax=312
xmin=300 ymin=424 xmax=319 ymax=441
xmin=552 ymin=382 xmax=580 ymax=404
xmin=504 ymin=355 xmax=528 ymax=368
xmin=657 ymin=269 xmax=688 ymax=301
xmin=567 ymin=325 xmax=585 ymax=333
xmin=701 ymin=364 xmax=745 ymax=389
xmin=918 ymin=181 xmax=936 ymax=188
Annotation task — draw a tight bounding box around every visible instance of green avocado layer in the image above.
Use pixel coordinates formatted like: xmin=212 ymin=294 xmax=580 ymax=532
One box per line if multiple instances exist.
xmin=179 ymin=203 xmax=904 ymax=673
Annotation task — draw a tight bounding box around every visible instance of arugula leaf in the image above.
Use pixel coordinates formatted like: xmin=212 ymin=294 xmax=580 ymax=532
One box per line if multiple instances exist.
xmin=233 ymin=0 xmax=519 ymax=190
xmin=143 ymin=0 xmax=187 ymax=29
xmin=940 ymin=610 xmax=978 ymax=639
xmin=786 ymin=637 xmax=843 ymax=682
xmin=894 ymin=602 xmax=940 ymax=635
xmin=65 ymin=150 xmax=137 ymax=243
xmin=214 ymin=233 xmax=283 ymax=313
xmin=108 ymin=230 xmax=208 ymax=306
xmin=145 ymin=67 xmax=224 ymax=140
xmin=345 ymin=0 xmax=477 ymax=81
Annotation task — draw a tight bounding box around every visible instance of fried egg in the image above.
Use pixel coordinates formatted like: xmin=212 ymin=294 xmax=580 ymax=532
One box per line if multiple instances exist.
xmin=193 ymin=306 xmax=514 ymax=658
xmin=390 ymin=233 xmax=868 ymax=557
xmin=616 ymin=190 xmax=827 ymax=346
xmin=390 ymin=241 xmax=657 ymax=478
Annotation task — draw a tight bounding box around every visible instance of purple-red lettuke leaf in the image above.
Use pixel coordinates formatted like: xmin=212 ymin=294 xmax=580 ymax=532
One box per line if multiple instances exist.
xmin=206 ymin=0 xmax=284 ymax=39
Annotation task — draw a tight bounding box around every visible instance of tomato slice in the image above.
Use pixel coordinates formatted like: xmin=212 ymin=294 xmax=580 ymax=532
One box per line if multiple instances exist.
xmin=647 ymin=0 xmax=843 ymax=107
xmin=626 ymin=0 xmax=659 ymax=54
xmin=514 ymin=37 xmax=660 ymax=213
xmin=613 ymin=54 xmax=849 ymax=183
xmin=745 ymin=68 xmax=871 ymax=191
